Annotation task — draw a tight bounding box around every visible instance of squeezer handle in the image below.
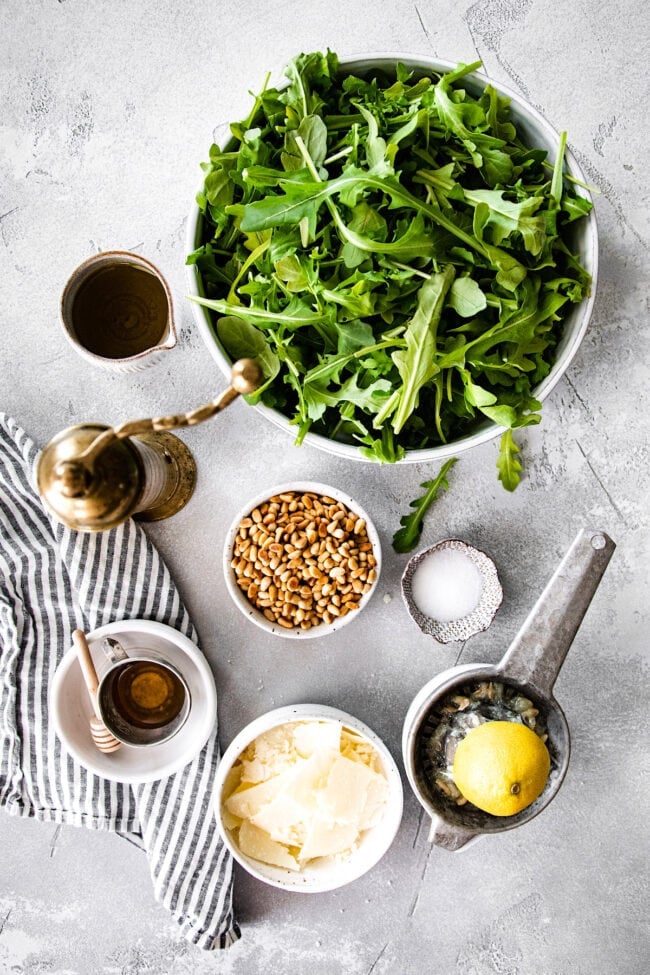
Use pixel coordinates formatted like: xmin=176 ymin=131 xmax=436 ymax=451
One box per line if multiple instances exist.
xmin=498 ymin=528 xmax=616 ymax=697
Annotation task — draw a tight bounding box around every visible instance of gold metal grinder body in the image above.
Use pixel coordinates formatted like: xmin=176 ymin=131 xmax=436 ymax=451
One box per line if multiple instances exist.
xmin=35 ymin=358 xmax=262 ymax=532
xmin=36 ymin=425 xmax=196 ymax=531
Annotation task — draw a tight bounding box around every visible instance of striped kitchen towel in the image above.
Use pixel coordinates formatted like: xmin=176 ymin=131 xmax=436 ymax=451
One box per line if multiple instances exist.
xmin=0 ymin=414 xmax=239 ymax=949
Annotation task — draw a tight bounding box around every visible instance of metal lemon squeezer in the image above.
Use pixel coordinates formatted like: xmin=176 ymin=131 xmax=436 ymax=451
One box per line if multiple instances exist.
xmin=402 ymin=528 xmax=616 ymax=850
xmin=36 ymin=359 xmax=262 ymax=532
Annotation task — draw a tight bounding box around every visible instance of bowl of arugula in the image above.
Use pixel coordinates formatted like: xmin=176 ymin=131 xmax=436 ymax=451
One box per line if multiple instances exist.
xmin=186 ymin=51 xmax=597 ymax=481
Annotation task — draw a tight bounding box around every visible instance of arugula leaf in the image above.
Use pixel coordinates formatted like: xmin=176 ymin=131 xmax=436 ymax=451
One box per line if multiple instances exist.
xmin=389 ymin=266 xmax=455 ymax=433
xmin=304 ymin=373 xmax=392 ymax=421
xmin=283 ymin=50 xmax=338 ymax=119
xmin=239 ymin=168 xmax=528 ymax=282
xmin=274 ymin=254 xmax=311 ymax=292
xmin=216 ymin=316 xmax=280 ymax=394
xmin=433 ymin=66 xmax=513 ymax=187
xmin=190 ymin=294 xmax=324 ymax=328
xmin=355 ymin=103 xmax=392 ymax=175
xmin=448 ymin=277 xmax=487 ymax=317
xmin=496 ymin=428 xmax=523 ymax=490
xmin=460 ymin=371 xmax=497 ymax=409
xmin=358 ymin=425 xmax=405 ymax=463
xmin=467 ymin=189 xmax=547 ymax=257
xmin=550 ymin=130 xmax=567 ymax=204
xmin=392 ymin=458 xmax=458 ymax=553
xmin=282 ymin=115 xmax=328 ymax=172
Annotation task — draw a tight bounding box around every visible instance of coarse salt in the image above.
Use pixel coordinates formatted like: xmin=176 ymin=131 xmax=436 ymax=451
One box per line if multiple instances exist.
xmin=411 ymin=547 xmax=483 ymax=623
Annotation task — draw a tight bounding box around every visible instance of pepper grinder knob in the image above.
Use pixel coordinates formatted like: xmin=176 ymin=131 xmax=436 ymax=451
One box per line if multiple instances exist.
xmin=53 ymin=459 xmax=93 ymax=498
xmin=231 ymin=358 xmax=263 ymax=395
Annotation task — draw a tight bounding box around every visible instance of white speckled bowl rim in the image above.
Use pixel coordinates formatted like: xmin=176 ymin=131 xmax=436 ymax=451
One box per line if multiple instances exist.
xmin=401 ymin=538 xmax=503 ymax=643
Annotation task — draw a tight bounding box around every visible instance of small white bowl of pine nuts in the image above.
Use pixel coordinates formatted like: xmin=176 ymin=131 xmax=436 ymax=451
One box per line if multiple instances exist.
xmin=223 ymin=482 xmax=381 ymax=638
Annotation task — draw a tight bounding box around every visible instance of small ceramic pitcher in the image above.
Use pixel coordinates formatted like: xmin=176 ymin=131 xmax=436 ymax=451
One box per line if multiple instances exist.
xmin=60 ymin=250 xmax=176 ymax=372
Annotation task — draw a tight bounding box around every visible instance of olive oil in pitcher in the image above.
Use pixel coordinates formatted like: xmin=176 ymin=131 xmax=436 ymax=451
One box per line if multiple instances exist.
xmin=71 ymin=261 xmax=169 ymax=359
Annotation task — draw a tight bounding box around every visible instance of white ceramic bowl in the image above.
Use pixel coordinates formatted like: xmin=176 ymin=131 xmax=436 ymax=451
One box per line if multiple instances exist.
xmin=223 ymin=481 xmax=381 ymax=639
xmin=50 ymin=620 xmax=217 ymax=783
xmin=186 ymin=53 xmax=597 ymax=464
xmin=213 ymin=704 xmax=404 ymax=891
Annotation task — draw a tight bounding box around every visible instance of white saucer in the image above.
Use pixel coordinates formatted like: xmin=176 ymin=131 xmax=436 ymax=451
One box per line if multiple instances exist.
xmin=51 ymin=619 xmax=217 ymax=783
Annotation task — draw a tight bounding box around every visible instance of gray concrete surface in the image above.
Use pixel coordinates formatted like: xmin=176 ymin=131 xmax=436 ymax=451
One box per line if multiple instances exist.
xmin=1 ymin=1 xmax=648 ymax=972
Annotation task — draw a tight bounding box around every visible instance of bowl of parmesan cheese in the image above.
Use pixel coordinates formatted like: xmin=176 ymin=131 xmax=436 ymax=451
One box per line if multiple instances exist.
xmin=213 ymin=704 xmax=403 ymax=891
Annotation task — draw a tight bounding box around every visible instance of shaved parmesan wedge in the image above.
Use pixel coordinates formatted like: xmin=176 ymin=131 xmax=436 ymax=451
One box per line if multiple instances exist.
xmin=298 ymin=820 xmax=359 ymax=862
xmin=221 ymin=763 xmax=242 ymax=799
xmin=221 ymin=806 xmax=243 ymax=832
xmin=250 ymin=789 xmax=308 ymax=847
xmin=286 ymin=748 xmax=338 ymax=810
xmin=222 ymin=720 xmax=390 ymax=872
xmin=238 ymin=820 xmax=299 ymax=871
xmin=320 ymin=755 xmax=376 ymax=823
xmin=239 ymin=725 xmax=296 ymax=782
xmin=249 ymin=749 xmax=336 ymax=843
xmin=358 ymin=771 xmax=391 ymax=830
xmin=293 ymin=720 xmax=341 ymax=758
xmin=225 ymin=774 xmax=287 ymax=819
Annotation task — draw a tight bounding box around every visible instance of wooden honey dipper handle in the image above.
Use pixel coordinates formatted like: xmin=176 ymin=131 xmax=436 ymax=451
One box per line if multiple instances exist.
xmin=72 ymin=629 xmax=122 ymax=754
xmin=72 ymin=629 xmax=101 ymax=718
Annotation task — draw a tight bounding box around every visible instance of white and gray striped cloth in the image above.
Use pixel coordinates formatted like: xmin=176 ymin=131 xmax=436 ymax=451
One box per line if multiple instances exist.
xmin=0 ymin=414 xmax=239 ymax=949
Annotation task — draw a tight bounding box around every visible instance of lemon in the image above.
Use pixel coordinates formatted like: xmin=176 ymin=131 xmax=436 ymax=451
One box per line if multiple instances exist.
xmin=452 ymin=720 xmax=550 ymax=817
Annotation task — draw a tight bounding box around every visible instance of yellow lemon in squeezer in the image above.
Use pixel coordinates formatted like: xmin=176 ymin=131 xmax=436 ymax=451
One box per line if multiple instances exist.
xmin=452 ymin=720 xmax=551 ymax=817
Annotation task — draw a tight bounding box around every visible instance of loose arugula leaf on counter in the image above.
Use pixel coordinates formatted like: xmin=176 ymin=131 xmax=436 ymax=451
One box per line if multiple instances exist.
xmin=392 ymin=458 xmax=458 ymax=553
xmin=496 ymin=428 xmax=523 ymax=491
xmin=188 ymin=49 xmax=593 ymax=476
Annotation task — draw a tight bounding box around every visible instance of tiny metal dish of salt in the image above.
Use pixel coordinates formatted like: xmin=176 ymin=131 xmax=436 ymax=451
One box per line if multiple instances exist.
xmin=401 ymin=539 xmax=503 ymax=644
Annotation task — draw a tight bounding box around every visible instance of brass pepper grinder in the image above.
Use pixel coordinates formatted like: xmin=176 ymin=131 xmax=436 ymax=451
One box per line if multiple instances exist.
xmin=36 ymin=359 xmax=262 ymax=532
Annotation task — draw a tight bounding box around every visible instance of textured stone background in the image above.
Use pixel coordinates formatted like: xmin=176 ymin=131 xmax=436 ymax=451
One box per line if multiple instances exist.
xmin=1 ymin=1 xmax=648 ymax=972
